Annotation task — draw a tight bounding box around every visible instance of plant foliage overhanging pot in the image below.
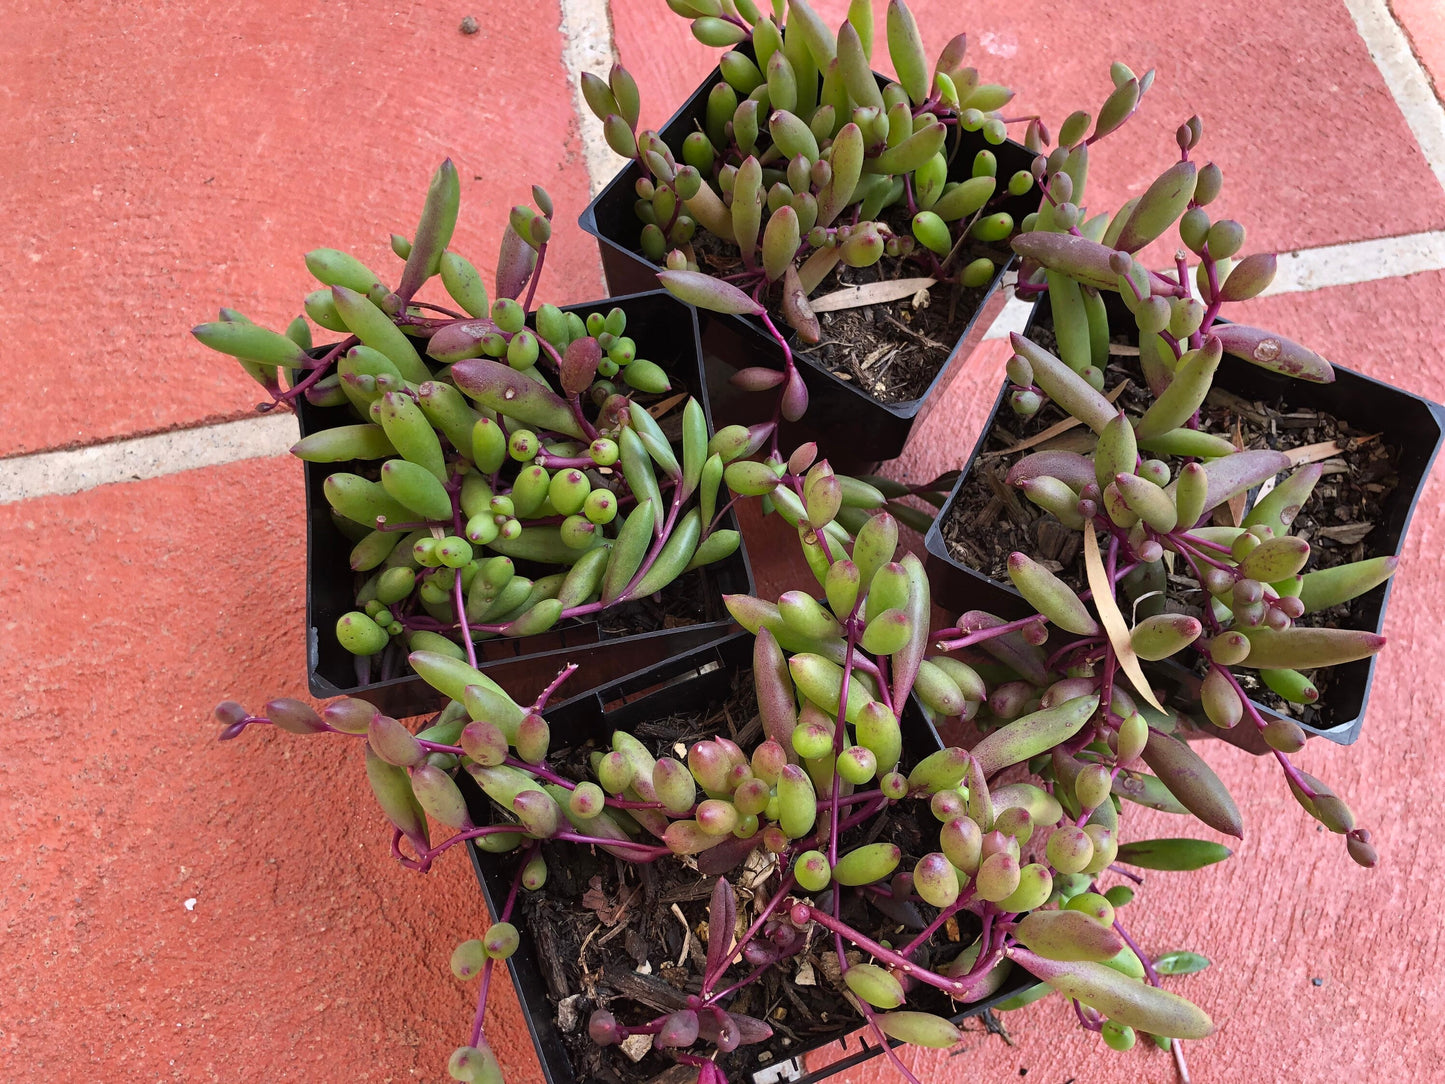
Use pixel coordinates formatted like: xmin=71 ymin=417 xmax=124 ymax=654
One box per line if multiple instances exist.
xmin=465 ymin=632 xmax=1036 ymax=1084
xmin=300 ymin=290 xmax=755 ymax=719
xmin=923 ymin=291 xmax=1445 ymax=746
xmin=579 ymin=43 xmax=1041 ymax=471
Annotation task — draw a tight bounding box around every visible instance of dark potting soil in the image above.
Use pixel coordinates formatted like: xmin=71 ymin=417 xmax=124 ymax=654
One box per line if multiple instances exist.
xmin=511 ymin=669 xmax=978 ymax=1083
xmin=690 ymin=225 xmax=1001 ymax=406
xmin=940 ymin=326 xmax=1401 ymax=729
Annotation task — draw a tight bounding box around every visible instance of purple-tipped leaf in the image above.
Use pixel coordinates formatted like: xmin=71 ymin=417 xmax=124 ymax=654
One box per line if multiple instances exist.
xmin=657 ymin=269 xmax=765 ymax=315
xmin=706 ymin=876 xmax=738 ymax=979
xmin=495 ymin=223 xmax=536 ymax=300
xmin=560 ymin=336 xmax=603 ymax=397
xmin=1213 ymin=324 xmax=1334 ymax=382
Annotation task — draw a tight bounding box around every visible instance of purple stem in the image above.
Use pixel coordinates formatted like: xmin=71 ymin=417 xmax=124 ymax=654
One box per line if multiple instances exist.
xmin=521 ymin=240 xmax=548 ymax=312
xmin=452 ymin=567 xmax=479 ymax=670
xmin=702 ymin=871 xmax=797 ymax=993
xmin=933 ymin=613 xmax=1047 ymax=652
xmin=528 ymin=664 xmax=579 ymax=714
xmin=798 ymin=905 xmax=981 ymax=1000
xmin=554 ymin=831 xmax=671 ymax=861
xmin=468 ymin=844 xmax=535 ymax=1046
xmin=1112 ymin=915 xmax=1162 ymax=987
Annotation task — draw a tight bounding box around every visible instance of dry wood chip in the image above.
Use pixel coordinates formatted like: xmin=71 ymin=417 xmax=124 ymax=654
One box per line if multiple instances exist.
xmin=981 ymin=381 xmax=1131 ymax=458
xmin=647 ymin=392 xmax=688 ymax=419
xmin=809 ymin=276 xmax=937 ymax=313
xmin=619 ymin=1033 xmax=654 ymax=1062
xmin=1315 ymin=523 xmax=1375 ymax=543
xmin=1225 ymin=418 xmax=1248 ymax=526
xmin=861 ymin=344 xmax=896 ymax=370
xmin=670 ymin=903 xmax=692 ymax=967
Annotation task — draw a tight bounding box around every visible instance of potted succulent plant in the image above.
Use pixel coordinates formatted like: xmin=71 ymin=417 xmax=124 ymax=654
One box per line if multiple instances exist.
xmin=922 ymin=112 xmax=1445 ymax=746
xmin=214 ymin=490 xmax=1219 ymax=1084
xmin=576 ymin=0 xmax=1111 ymax=468
xmin=204 ymin=12 xmax=1388 ymax=1084
xmin=215 ymin=425 xmax=1381 ymax=1082
xmin=194 ymin=163 xmax=754 ymax=717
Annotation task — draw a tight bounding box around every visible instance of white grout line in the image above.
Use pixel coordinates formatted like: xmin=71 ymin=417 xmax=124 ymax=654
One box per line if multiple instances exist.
xmin=1265 ymin=229 xmax=1445 ymax=293
xmin=558 ymin=0 xmax=621 ymax=196
xmin=11 ymin=225 xmax=1445 ymax=501
xmin=10 ymin=224 xmax=1445 ymax=503
xmin=0 ymin=414 xmax=297 ymax=505
xmin=1345 ymin=0 xmax=1445 ymax=194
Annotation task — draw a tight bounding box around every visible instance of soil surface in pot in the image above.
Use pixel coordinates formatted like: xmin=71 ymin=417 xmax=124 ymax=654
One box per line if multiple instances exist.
xmin=940 ymin=327 xmax=1401 ymax=729
xmin=691 ymin=224 xmax=1000 ymax=405
xmin=512 ymin=668 xmax=982 ymax=1083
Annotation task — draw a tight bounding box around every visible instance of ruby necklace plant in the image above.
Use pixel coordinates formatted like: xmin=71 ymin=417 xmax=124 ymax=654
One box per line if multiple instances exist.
xmin=192 ymin=162 xmax=743 ymax=683
xmin=585 ymin=0 xmax=1152 ymax=344
xmin=204 ymin=33 xmax=1384 ymax=1084
xmin=216 ymin=492 xmax=1224 ymax=1084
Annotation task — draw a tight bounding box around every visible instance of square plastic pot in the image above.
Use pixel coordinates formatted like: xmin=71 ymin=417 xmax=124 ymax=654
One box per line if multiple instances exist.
xmin=924 ymin=292 xmax=1445 ymax=745
xmin=465 ymin=631 xmax=1035 ymax=1084
xmin=578 ymin=45 xmax=1040 ymax=473
xmin=297 ymin=289 xmax=754 ymax=719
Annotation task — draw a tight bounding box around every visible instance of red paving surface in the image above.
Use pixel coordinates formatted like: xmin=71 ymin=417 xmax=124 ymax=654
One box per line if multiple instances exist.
xmin=4 ymin=2 xmax=1445 ymax=1083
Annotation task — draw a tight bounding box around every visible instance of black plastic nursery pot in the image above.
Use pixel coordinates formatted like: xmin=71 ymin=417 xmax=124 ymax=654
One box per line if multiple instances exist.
xmin=465 ymin=631 xmax=1035 ymax=1084
xmin=578 ymin=44 xmax=1041 ymax=473
xmin=923 ymin=292 xmax=1445 ymax=746
xmin=297 ymin=289 xmax=754 ymax=720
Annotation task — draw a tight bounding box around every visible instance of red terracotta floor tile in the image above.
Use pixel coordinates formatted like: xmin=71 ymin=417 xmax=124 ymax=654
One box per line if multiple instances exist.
xmin=0 ymin=458 xmax=536 ymax=1081
xmin=8 ymin=1 xmax=1445 ymax=1081
xmin=1395 ymin=0 xmax=1445 ymax=99
xmin=0 ymin=0 xmax=601 ymax=459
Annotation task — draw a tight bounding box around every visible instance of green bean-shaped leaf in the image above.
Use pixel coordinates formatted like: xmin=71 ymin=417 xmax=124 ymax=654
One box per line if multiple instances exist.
xmin=192 ymin=320 xmax=312 ymax=369
xmin=602 ymin=499 xmax=655 ymax=603
xmin=1015 ymin=910 xmax=1124 ymax=962
xmin=1243 ymin=462 xmax=1322 ymax=535
xmin=627 ymin=397 xmax=681 ymax=479
xmin=291 ymin=424 xmax=396 ymax=463
xmin=1298 ymin=556 xmax=1397 ymax=613
xmin=631 ymin=509 xmax=702 ymax=596
xmin=886 ymin=0 xmax=928 ymax=104
xmin=1213 ymin=324 xmax=1334 ymax=383
xmin=1009 ymin=948 xmax=1213 ymax=1039
xmin=1007 ymin=553 xmax=1100 ymax=636
xmin=1138 ymin=729 xmax=1243 ymax=838
xmin=762 ymin=203 xmax=802 ymax=282
xmin=1047 ymin=272 xmax=1092 ymax=374
xmin=872 ymin=122 xmax=947 ymax=175
xmin=836 ymin=21 xmax=882 ymax=110
xmin=331 ymin=286 xmax=431 ymax=384
xmin=971 ymin=696 xmax=1099 ymax=777
xmin=1115 ymin=838 xmax=1232 ymax=871
xmin=1113 ymin=162 xmax=1196 ymax=253
xmin=680 ymin=399 xmax=707 ymax=499
xmin=1010 ymin=332 xmax=1115 ymax=434
xmin=785 ymin=0 xmax=836 ymax=70
xmin=656 ymin=269 xmax=762 ymax=315
xmin=366 ymin=746 xmax=429 ymax=851
xmin=399 ymin=159 xmax=460 ymax=299
xmin=1094 ymin=413 xmax=1138 ymax=491
xmin=1134 ymin=337 xmax=1223 ymax=439
xmin=1240 ymin=627 xmax=1385 ymax=669
xmin=449 ymin=358 xmax=586 ymax=439
xmin=379 ymin=392 xmax=448 ymax=482
xmin=732 ymin=156 xmax=764 ymax=265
